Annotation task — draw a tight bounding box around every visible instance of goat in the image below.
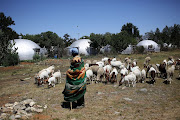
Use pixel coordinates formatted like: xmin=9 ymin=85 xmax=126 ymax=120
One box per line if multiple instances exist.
xmin=159 ymin=63 xmax=167 ymax=79
xmin=48 ymin=77 xmax=56 ymax=87
xmin=141 ymin=69 xmax=146 ymax=83
xmin=52 ymin=70 xmax=61 ymax=83
xmin=121 ymin=72 xmax=136 ymax=87
xmin=110 ymin=68 xmax=118 ymax=84
xmin=86 ymin=69 xmax=93 ymax=84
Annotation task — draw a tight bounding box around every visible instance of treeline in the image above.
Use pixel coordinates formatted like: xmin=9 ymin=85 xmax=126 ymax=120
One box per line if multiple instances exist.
xmin=88 ymin=23 xmax=140 ymax=53
xmin=22 ymin=23 xmax=180 ymax=54
xmin=144 ymin=25 xmax=180 ymax=48
xmin=21 ymin=23 xmax=141 ymax=54
xmin=1 ymin=12 xmax=180 ymax=66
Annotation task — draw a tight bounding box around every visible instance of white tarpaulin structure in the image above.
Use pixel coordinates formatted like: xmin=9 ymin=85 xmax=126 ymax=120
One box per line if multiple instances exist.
xmin=121 ymin=45 xmax=134 ymax=54
xmin=137 ymin=40 xmax=160 ymax=52
xmin=11 ymin=39 xmax=46 ymax=60
xmin=67 ymin=39 xmax=91 ymax=55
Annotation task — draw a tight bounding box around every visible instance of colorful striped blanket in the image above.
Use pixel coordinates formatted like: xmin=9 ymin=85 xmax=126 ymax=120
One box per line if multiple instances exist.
xmin=62 ymin=56 xmax=86 ymax=102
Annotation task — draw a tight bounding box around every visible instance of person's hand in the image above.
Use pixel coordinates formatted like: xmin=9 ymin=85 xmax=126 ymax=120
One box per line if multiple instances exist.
xmin=66 ymin=71 xmax=73 ymax=79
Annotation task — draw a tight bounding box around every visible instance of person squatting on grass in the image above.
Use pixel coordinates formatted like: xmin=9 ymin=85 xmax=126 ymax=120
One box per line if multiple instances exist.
xmin=62 ymin=48 xmax=86 ymax=109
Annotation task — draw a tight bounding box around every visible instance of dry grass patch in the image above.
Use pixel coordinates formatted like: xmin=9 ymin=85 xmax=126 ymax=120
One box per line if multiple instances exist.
xmin=0 ymin=50 xmax=180 ymax=120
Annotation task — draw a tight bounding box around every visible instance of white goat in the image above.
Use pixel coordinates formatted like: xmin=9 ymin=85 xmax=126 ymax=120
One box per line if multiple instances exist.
xmin=167 ymin=60 xmax=174 ymax=66
xmin=167 ymin=65 xmax=175 ymax=80
xmin=37 ymin=70 xmax=49 ymax=85
xmin=90 ymin=65 xmax=100 ymax=75
xmin=97 ymin=67 xmax=105 ymax=83
xmin=149 ymin=67 xmax=156 ymax=73
xmin=112 ymin=57 xmax=117 ymax=62
xmin=110 ymin=60 xmax=122 ymax=67
xmin=131 ymin=66 xmax=141 ymax=83
xmin=163 ymin=59 xmax=168 ymax=67
xmin=110 ymin=68 xmax=118 ymax=83
xmin=96 ymin=61 xmax=104 ymax=68
xmin=48 ymin=77 xmax=56 ymax=87
xmin=120 ymin=67 xmax=128 ymax=81
xmin=145 ymin=57 xmax=151 ymax=65
xmin=141 ymin=69 xmax=146 ymax=83
xmin=86 ymin=69 xmax=94 ymax=84
xmin=52 ymin=70 xmax=61 ymax=83
xmin=121 ymin=72 xmax=136 ymax=87
xmin=102 ymin=57 xmax=109 ymax=62
xmin=85 ymin=63 xmax=89 ymax=70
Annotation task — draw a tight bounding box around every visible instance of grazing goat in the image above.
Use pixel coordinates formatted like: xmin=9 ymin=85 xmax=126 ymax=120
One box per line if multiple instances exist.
xmin=103 ymin=65 xmax=112 ymax=83
xmin=97 ymin=67 xmax=105 ymax=83
xmin=110 ymin=60 xmax=122 ymax=68
xmin=159 ymin=63 xmax=167 ymax=79
xmin=166 ymin=65 xmax=175 ymax=83
xmin=90 ymin=65 xmax=100 ymax=76
xmin=175 ymin=58 xmax=180 ymax=70
xmin=48 ymin=77 xmax=56 ymax=87
xmin=144 ymin=57 xmax=151 ymax=67
xmin=110 ymin=68 xmax=118 ymax=83
xmin=119 ymin=67 xmax=128 ymax=85
xmin=112 ymin=57 xmax=117 ymax=62
xmin=86 ymin=69 xmax=93 ymax=84
xmin=52 ymin=70 xmax=61 ymax=83
xmin=37 ymin=70 xmax=49 ymax=86
xmin=121 ymin=72 xmax=136 ymax=87
xmin=102 ymin=57 xmax=109 ymax=62
xmin=141 ymin=69 xmax=146 ymax=83
xmin=132 ymin=67 xmax=141 ymax=83
xmin=85 ymin=63 xmax=89 ymax=70
xmin=96 ymin=61 xmax=104 ymax=68
xmin=148 ymin=67 xmax=156 ymax=84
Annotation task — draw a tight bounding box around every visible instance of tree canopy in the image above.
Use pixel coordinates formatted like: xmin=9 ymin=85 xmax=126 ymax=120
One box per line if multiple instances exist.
xmin=0 ymin=13 xmax=19 ymax=66
xmin=0 ymin=12 xmax=18 ymax=40
xmin=144 ymin=24 xmax=180 ymax=48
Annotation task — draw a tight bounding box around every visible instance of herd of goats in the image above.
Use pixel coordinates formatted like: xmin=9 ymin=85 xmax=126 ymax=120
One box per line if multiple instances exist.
xmin=34 ymin=56 xmax=180 ymax=88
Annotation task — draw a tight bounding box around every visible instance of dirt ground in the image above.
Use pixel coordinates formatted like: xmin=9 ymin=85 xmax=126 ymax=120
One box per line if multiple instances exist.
xmin=0 ymin=51 xmax=180 ymax=120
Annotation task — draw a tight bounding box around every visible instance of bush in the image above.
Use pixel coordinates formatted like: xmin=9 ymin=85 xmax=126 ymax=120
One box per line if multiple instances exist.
xmin=33 ymin=54 xmax=41 ymax=61
xmin=136 ymin=46 xmax=145 ymax=54
xmin=2 ymin=52 xmax=19 ymax=67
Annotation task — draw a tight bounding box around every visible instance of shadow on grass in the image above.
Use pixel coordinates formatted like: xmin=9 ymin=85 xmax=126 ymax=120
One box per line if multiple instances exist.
xmin=61 ymin=101 xmax=77 ymax=109
xmin=163 ymin=80 xmax=170 ymax=84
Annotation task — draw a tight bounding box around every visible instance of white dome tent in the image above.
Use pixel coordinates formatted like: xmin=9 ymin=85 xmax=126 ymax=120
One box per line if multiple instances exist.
xmin=121 ymin=45 xmax=134 ymax=54
xmin=67 ymin=39 xmax=91 ymax=55
xmin=10 ymin=39 xmax=46 ymax=60
xmin=137 ymin=40 xmax=160 ymax=52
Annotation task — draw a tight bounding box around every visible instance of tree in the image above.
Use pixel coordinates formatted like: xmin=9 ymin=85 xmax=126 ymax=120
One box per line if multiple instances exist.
xmin=121 ymin=23 xmax=140 ymax=38
xmin=110 ymin=31 xmax=136 ymax=53
xmin=89 ymin=33 xmax=104 ymax=53
xmin=144 ymin=30 xmax=154 ymax=40
xmin=154 ymin=28 xmax=161 ymax=43
xmin=63 ymin=33 xmax=76 ymax=47
xmin=0 ymin=13 xmax=19 ymax=66
xmin=170 ymin=24 xmax=180 ymax=48
xmin=0 ymin=12 xmax=18 ymax=39
xmin=104 ymin=32 xmax=112 ymax=45
xmin=80 ymin=36 xmax=90 ymax=39
xmin=161 ymin=26 xmax=171 ymax=44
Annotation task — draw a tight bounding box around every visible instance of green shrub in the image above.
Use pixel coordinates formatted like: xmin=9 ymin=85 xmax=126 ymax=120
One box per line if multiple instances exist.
xmin=2 ymin=52 xmax=19 ymax=67
xmin=136 ymin=46 xmax=145 ymax=54
xmin=33 ymin=53 xmax=41 ymax=61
